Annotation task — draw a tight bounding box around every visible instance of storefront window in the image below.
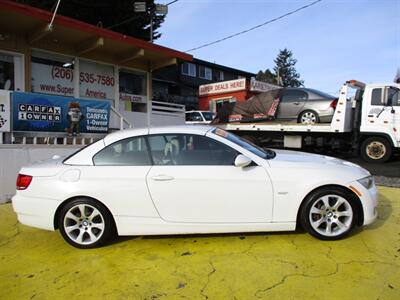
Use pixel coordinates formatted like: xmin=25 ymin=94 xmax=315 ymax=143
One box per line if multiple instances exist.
xmin=31 ymin=50 xmax=74 ymax=97
xmin=79 ymin=60 xmax=115 ymax=104
xmin=0 ymin=53 xmax=15 ymax=90
xmin=119 ymin=69 xmax=147 ymax=113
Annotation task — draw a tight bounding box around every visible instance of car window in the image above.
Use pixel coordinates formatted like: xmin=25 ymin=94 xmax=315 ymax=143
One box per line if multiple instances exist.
xmin=93 ymin=136 xmax=150 ymax=166
xmin=186 ymin=112 xmax=203 ymax=121
xmin=306 ymin=88 xmax=335 ymax=99
xmin=202 ymin=112 xmax=215 ymax=121
xmin=281 ymin=90 xmax=308 ymax=102
xmin=148 ymin=134 xmax=238 ymax=166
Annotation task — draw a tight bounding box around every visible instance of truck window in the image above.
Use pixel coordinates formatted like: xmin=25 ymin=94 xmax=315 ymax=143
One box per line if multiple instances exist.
xmin=371 ymin=88 xmax=382 ymax=106
xmin=388 ymin=87 xmax=400 ymax=106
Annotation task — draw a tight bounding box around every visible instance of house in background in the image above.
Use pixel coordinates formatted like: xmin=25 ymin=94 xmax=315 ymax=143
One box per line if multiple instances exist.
xmin=153 ymin=58 xmax=255 ymax=110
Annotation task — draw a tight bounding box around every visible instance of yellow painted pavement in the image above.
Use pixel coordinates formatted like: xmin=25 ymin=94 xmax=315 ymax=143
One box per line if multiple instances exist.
xmin=0 ymin=187 xmax=399 ymax=300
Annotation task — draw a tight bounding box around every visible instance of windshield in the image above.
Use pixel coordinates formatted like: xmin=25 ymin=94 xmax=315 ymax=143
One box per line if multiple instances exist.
xmin=212 ymin=128 xmax=275 ymax=159
xmin=202 ymin=112 xmax=215 ymax=121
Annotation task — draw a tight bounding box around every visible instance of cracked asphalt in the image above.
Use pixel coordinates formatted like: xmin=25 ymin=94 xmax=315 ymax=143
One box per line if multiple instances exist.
xmin=0 ymin=187 xmax=399 ymax=300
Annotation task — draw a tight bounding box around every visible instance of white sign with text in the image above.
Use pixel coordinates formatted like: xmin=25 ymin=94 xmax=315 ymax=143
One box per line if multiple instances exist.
xmin=199 ymin=78 xmax=246 ymax=96
xmin=31 ymin=63 xmax=75 ymax=97
xmin=0 ymin=90 xmax=11 ymax=132
xmin=79 ymin=60 xmax=115 ymax=100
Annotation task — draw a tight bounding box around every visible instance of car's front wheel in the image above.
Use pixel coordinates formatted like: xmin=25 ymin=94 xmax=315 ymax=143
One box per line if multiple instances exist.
xmin=59 ymin=198 xmax=116 ymax=249
xmin=300 ymin=188 xmax=358 ymax=240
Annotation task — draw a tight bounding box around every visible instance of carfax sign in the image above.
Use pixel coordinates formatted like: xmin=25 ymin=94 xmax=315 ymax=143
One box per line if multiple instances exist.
xmin=12 ymin=92 xmax=110 ymax=134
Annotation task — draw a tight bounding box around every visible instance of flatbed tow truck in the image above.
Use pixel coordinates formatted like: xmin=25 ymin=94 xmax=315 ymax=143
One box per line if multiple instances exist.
xmin=217 ymin=80 xmax=400 ymax=163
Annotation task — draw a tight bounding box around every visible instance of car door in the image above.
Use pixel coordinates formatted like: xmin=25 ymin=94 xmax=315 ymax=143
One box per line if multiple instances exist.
xmin=277 ymin=89 xmax=308 ymax=119
xmin=367 ymin=87 xmax=400 ymax=141
xmin=84 ymin=136 xmax=157 ymax=217
xmin=146 ymin=133 xmax=273 ymax=223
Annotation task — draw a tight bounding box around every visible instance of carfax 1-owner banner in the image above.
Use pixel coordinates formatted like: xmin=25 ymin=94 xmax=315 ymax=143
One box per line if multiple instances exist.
xmin=12 ymin=92 xmax=110 ymax=133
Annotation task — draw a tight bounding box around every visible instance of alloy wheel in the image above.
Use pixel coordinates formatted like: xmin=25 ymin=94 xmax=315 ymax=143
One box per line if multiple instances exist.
xmin=63 ymin=204 xmax=105 ymax=245
xmin=308 ymin=194 xmax=353 ymax=237
xmin=300 ymin=112 xmax=317 ymax=124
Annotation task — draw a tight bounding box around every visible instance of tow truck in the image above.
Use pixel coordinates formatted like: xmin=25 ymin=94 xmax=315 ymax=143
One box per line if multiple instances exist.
xmin=217 ymin=80 xmax=400 ymax=163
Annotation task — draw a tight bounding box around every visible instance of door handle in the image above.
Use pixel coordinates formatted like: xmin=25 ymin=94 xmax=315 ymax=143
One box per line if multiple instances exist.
xmin=293 ymin=102 xmax=300 ymax=105
xmin=151 ymin=175 xmax=174 ymax=181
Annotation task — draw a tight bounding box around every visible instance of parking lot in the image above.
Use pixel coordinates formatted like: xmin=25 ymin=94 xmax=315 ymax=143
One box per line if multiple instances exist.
xmin=1 ymin=186 xmax=399 ymax=300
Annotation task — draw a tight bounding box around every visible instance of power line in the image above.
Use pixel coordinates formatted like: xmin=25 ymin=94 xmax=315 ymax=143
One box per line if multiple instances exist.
xmin=185 ymin=0 xmax=323 ymax=52
xmin=166 ymin=0 xmax=179 ymax=5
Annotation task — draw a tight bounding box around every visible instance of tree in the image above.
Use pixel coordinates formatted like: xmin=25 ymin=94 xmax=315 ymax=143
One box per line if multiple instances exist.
xmin=15 ymin=0 xmax=165 ymax=41
xmin=256 ymin=48 xmax=304 ymax=87
xmin=256 ymin=69 xmax=276 ymax=84
xmin=273 ymin=48 xmax=304 ymax=87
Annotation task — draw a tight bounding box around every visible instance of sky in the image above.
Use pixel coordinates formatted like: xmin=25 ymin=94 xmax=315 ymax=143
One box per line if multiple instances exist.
xmin=156 ymin=0 xmax=399 ymax=95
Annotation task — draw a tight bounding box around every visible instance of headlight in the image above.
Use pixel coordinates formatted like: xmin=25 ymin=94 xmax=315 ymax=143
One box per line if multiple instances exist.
xmin=358 ymin=176 xmax=374 ymax=189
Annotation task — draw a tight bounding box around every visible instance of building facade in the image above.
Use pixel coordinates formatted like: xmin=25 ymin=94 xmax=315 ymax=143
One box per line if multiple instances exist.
xmin=153 ymin=58 xmax=255 ymax=110
xmin=0 ymin=0 xmax=192 ymax=144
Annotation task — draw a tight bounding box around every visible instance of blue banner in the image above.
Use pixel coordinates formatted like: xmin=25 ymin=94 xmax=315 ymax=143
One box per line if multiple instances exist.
xmin=12 ymin=92 xmax=110 ymax=134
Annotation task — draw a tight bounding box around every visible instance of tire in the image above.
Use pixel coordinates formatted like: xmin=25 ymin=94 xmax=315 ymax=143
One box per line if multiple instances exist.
xmin=360 ymin=136 xmax=392 ymax=163
xmin=58 ymin=198 xmax=116 ymax=249
xmin=298 ymin=110 xmax=319 ymax=125
xmin=300 ymin=188 xmax=358 ymax=240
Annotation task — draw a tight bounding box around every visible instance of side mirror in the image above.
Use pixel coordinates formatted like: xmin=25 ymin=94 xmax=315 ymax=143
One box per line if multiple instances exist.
xmin=234 ymin=154 xmax=253 ymax=168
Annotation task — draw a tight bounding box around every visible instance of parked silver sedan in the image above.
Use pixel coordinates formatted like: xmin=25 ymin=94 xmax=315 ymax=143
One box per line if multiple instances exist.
xmin=276 ymin=88 xmax=338 ymax=124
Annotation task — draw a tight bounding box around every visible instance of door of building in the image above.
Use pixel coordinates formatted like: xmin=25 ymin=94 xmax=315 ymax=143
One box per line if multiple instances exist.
xmin=0 ymin=52 xmax=24 ymax=91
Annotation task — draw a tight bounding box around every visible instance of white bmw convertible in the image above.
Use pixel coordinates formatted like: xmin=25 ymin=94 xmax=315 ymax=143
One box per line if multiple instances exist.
xmin=12 ymin=126 xmax=378 ymax=248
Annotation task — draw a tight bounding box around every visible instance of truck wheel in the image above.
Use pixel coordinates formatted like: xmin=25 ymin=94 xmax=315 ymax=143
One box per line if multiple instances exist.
xmin=298 ymin=110 xmax=319 ymax=124
xmin=360 ymin=136 xmax=392 ymax=163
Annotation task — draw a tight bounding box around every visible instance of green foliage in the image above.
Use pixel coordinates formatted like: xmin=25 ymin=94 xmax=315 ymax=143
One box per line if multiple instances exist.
xmin=15 ymin=0 xmax=165 ymax=41
xmin=256 ymin=48 xmax=304 ymax=87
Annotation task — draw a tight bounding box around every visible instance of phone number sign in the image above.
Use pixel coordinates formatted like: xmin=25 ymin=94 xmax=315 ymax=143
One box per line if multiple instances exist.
xmin=79 ymin=60 xmax=115 ymax=100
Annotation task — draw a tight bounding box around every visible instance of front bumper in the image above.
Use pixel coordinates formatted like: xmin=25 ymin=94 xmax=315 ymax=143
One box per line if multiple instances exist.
xmin=12 ymin=193 xmax=60 ymax=231
xmin=348 ymin=181 xmax=378 ymax=226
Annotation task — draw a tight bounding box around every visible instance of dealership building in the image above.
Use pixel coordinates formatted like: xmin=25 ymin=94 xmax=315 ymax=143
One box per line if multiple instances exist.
xmin=0 ymin=0 xmax=193 ymax=145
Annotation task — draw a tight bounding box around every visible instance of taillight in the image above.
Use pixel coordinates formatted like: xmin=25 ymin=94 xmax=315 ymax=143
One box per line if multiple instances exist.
xmin=16 ymin=174 xmax=32 ymax=190
xmin=330 ymin=99 xmax=338 ymax=109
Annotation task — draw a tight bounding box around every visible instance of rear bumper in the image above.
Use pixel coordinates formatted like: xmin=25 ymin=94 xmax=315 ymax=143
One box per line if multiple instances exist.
xmin=12 ymin=193 xmax=60 ymax=231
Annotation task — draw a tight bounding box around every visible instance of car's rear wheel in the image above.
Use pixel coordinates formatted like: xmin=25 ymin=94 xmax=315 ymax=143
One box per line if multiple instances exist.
xmin=298 ymin=110 xmax=319 ymax=124
xmin=59 ymin=198 xmax=115 ymax=249
xmin=300 ymin=188 xmax=358 ymax=240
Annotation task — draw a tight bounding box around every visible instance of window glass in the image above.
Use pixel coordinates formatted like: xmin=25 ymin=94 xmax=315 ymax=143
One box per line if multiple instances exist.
xmin=186 ymin=112 xmax=202 ymax=121
xmin=371 ymin=88 xmax=382 ymax=106
xmin=181 ymin=62 xmax=196 ymax=77
xmin=202 ymin=112 xmax=215 ymax=121
xmin=148 ymin=134 xmax=238 ymax=166
xmin=387 ymin=87 xmax=400 ymax=106
xmin=0 ymin=53 xmax=14 ymax=90
xmin=31 ymin=51 xmax=74 ymax=97
xmin=119 ymin=70 xmax=146 ymax=95
xmin=199 ymin=66 xmax=212 ymax=80
xmin=79 ymin=59 xmax=115 ymax=104
xmin=282 ymin=90 xmax=308 ymax=102
xmin=213 ymin=128 xmax=272 ymax=159
xmin=93 ymin=136 xmax=150 ymax=166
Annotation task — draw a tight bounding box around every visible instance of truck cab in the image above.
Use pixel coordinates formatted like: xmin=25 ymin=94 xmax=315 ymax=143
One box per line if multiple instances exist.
xmin=359 ymin=83 xmax=400 ymax=162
